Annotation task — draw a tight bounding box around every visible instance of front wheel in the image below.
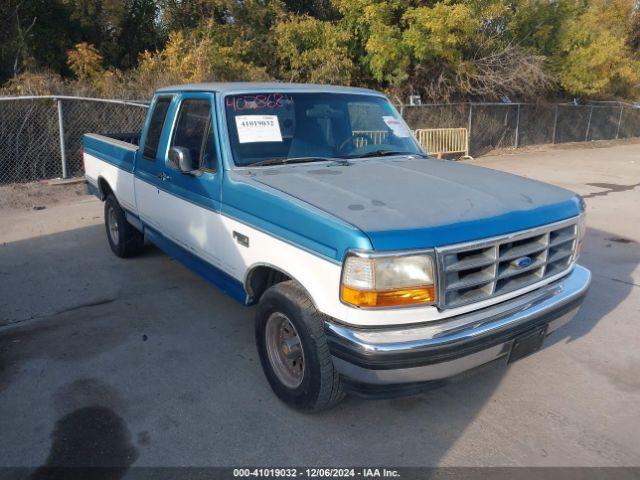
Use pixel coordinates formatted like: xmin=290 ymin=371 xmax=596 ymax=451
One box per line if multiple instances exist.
xmin=255 ymin=281 xmax=345 ymax=412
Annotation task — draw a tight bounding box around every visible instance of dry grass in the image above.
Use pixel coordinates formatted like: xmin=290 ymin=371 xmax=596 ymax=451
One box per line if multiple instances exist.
xmin=0 ymin=179 xmax=88 ymax=211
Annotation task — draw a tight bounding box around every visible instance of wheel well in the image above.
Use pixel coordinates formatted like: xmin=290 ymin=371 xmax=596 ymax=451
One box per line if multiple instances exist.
xmin=246 ymin=266 xmax=291 ymax=304
xmin=97 ymin=177 xmax=112 ymax=200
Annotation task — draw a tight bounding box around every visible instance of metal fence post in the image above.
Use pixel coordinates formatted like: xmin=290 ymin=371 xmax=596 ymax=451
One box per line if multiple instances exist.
xmin=467 ymin=103 xmax=473 ymax=154
xmin=615 ymin=106 xmax=624 ymax=139
xmin=585 ymin=105 xmax=593 ymax=142
xmin=514 ymin=103 xmax=521 ymax=148
xmin=56 ymin=98 xmax=68 ymax=179
xmin=552 ymin=105 xmax=559 ymax=144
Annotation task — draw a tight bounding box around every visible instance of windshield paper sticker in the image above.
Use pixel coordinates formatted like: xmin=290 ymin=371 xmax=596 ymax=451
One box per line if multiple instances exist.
xmin=383 ymin=116 xmax=410 ymax=138
xmin=235 ymin=115 xmax=283 ymax=143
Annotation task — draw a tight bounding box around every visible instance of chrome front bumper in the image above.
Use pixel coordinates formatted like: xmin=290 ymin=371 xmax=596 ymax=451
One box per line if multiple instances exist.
xmin=325 ymin=265 xmax=591 ymax=397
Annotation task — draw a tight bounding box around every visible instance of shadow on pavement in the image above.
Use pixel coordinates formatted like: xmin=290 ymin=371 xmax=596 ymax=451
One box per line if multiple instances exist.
xmin=545 ymin=226 xmax=639 ymax=347
xmin=0 ymin=224 xmax=637 ymax=467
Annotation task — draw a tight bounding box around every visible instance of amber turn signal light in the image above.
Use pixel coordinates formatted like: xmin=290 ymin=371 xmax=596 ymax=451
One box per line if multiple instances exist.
xmin=341 ymin=285 xmax=436 ymax=308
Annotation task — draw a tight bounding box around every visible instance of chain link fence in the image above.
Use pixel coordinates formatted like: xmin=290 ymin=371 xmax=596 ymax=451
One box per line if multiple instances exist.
xmin=401 ymin=101 xmax=640 ymax=156
xmin=0 ymin=96 xmax=148 ymax=184
xmin=1 ymin=96 xmax=639 ymax=184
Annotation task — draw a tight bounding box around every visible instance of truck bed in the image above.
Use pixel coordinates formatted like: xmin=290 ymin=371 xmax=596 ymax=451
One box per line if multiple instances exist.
xmin=83 ymin=132 xmax=139 ymax=213
xmin=101 ymin=132 xmax=141 ymax=146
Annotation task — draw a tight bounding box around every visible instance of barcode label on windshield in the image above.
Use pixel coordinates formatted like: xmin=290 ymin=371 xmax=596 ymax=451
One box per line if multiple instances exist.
xmin=235 ymin=115 xmax=283 ymax=143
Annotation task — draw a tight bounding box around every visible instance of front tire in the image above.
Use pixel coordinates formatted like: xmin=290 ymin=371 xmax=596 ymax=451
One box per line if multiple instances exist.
xmin=104 ymin=194 xmax=144 ymax=258
xmin=255 ymin=281 xmax=345 ymax=412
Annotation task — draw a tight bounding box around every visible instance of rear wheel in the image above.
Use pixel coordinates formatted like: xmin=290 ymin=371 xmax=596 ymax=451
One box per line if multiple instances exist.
xmin=104 ymin=194 xmax=144 ymax=258
xmin=255 ymin=281 xmax=345 ymax=412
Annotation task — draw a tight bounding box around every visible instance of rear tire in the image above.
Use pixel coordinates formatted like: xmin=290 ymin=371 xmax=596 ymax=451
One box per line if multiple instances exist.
xmin=104 ymin=194 xmax=144 ymax=258
xmin=255 ymin=281 xmax=345 ymax=412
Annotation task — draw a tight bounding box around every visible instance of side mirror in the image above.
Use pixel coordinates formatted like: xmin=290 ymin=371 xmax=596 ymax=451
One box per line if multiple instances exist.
xmin=168 ymin=147 xmax=197 ymax=173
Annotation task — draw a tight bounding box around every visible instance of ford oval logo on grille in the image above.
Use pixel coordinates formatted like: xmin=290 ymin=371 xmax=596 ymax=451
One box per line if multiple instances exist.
xmin=513 ymin=256 xmax=533 ymax=269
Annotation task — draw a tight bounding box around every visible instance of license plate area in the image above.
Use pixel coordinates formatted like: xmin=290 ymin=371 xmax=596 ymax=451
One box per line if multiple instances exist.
xmin=509 ymin=325 xmax=548 ymax=363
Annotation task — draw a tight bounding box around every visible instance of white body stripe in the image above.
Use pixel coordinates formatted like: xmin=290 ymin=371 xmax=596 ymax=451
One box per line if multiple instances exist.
xmin=134 ymin=176 xmax=225 ymax=267
xmin=84 ymin=153 xmax=136 ymax=212
xmin=84 ymin=153 xmax=574 ymax=327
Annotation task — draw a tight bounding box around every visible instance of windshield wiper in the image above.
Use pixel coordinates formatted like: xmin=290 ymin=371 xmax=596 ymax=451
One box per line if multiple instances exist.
xmin=344 ymin=150 xmax=429 ymax=159
xmin=249 ymin=156 xmax=332 ymax=167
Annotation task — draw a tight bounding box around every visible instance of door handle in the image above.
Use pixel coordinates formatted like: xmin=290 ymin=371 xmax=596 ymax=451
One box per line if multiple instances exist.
xmin=156 ymin=172 xmax=171 ymax=181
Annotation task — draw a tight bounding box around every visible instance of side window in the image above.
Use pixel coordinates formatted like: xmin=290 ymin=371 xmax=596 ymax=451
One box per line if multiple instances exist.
xmin=143 ymin=96 xmax=172 ymax=160
xmin=170 ymin=99 xmax=216 ymax=172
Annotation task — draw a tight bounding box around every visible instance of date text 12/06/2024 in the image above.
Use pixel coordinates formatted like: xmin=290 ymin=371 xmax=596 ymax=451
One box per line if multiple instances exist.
xmin=233 ymin=468 xmax=400 ymax=478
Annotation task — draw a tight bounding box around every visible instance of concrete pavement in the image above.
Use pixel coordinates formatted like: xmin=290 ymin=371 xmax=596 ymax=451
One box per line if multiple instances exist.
xmin=1 ymin=143 xmax=639 ymax=468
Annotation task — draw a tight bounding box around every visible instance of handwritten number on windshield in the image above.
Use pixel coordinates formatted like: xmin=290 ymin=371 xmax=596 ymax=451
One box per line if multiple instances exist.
xmin=226 ymin=94 xmax=292 ymax=112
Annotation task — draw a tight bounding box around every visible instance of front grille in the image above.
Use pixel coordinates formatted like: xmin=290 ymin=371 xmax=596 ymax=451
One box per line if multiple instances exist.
xmin=436 ymin=217 xmax=578 ymax=309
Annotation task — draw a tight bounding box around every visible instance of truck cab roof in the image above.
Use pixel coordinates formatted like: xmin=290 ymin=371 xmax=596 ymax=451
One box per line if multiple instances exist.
xmin=155 ymin=82 xmax=384 ymax=96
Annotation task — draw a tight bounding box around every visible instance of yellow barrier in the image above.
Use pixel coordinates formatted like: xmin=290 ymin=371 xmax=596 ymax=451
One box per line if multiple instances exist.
xmin=413 ymin=128 xmax=471 ymax=159
xmin=352 ymin=128 xmax=472 ymax=159
xmin=352 ymin=130 xmax=389 ymax=148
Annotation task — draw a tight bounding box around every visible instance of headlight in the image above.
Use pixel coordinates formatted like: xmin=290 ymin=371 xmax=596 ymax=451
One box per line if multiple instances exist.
xmin=340 ymin=251 xmax=436 ymax=308
xmin=574 ymin=212 xmax=587 ymax=261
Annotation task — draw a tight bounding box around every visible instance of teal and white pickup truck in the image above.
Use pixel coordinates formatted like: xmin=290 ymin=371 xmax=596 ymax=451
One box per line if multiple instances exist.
xmin=84 ymin=83 xmax=590 ymax=411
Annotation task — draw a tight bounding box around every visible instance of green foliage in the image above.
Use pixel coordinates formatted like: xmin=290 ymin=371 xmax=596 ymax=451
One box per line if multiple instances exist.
xmin=65 ymin=0 xmax=163 ymax=69
xmin=555 ymin=0 xmax=640 ymax=97
xmin=135 ymin=26 xmax=270 ymax=87
xmin=331 ymin=0 xmax=409 ymax=86
xmin=630 ymin=9 xmax=640 ymax=52
xmin=403 ymin=3 xmax=481 ymax=64
xmin=274 ymin=15 xmax=354 ymax=83
xmin=15 ymin=0 xmax=77 ymax=76
xmin=504 ymin=0 xmax=572 ymax=56
xmin=0 ymin=1 xmax=23 ymax=80
xmin=159 ymin=0 xmax=227 ymax=32
xmin=1 ymin=0 xmax=639 ymax=100
xmin=67 ymin=42 xmax=104 ymax=81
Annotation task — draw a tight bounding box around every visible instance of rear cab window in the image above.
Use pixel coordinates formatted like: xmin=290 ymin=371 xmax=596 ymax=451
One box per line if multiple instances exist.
xmin=142 ymin=96 xmax=172 ymax=160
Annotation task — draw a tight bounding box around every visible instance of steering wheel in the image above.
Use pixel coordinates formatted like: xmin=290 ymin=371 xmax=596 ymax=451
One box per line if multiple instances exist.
xmin=337 ymin=133 xmax=375 ymax=154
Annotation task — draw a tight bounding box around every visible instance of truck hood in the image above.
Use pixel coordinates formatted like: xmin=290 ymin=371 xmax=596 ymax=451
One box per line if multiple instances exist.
xmin=247 ymin=156 xmax=582 ymax=250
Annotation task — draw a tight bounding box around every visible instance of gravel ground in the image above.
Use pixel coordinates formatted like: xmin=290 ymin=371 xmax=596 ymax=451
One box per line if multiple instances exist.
xmin=0 ymin=180 xmax=86 ymax=211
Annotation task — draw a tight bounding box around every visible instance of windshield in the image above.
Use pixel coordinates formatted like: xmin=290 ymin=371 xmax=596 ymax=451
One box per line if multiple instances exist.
xmin=224 ymin=92 xmax=423 ymax=166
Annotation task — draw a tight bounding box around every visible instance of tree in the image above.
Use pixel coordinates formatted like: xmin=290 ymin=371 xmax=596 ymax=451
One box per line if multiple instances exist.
xmin=63 ymin=0 xmax=162 ymax=70
xmin=630 ymin=6 xmax=640 ymax=52
xmin=2 ymin=0 xmax=640 ymax=101
xmin=159 ymin=0 xmax=226 ymax=32
xmin=398 ymin=1 xmax=550 ymax=100
xmin=135 ymin=26 xmax=270 ymax=91
xmin=64 ymin=0 xmax=116 ymax=54
xmin=331 ymin=0 xmax=410 ymax=87
xmin=504 ymin=0 xmax=573 ymax=57
xmin=274 ymin=15 xmax=354 ymax=83
xmin=67 ymin=42 xmax=104 ymax=81
xmin=0 ymin=1 xmax=24 ymax=81
xmin=10 ymin=0 xmax=76 ymax=78
xmin=555 ymin=0 xmax=640 ymax=97
xmin=282 ymin=0 xmax=338 ymax=19
xmin=114 ymin=0 xmax=163 ymax=69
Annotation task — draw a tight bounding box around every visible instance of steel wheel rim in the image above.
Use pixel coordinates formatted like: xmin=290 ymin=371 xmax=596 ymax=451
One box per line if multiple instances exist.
xmin=265 ymin=312 xmax=305 ymax=388
xmin=107 ymin=206 xmax=119 ymax=245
